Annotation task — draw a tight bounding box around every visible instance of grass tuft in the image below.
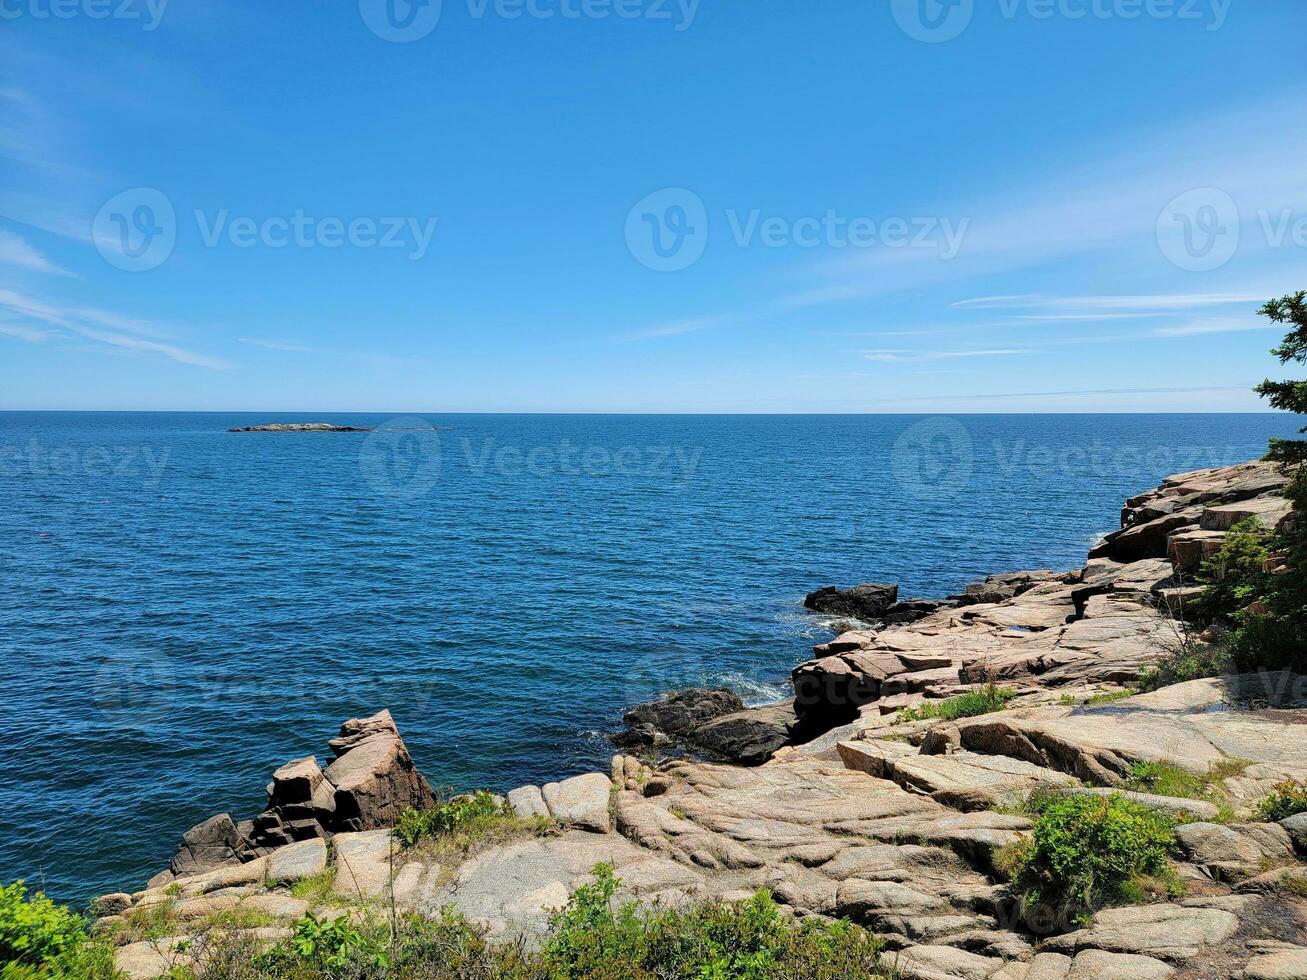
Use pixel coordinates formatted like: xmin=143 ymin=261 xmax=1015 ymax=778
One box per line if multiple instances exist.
xmin=1254 ymin=779 xmax=1307 ymax=822
xmin=896 ymin=684 xmax=1018 ymax=723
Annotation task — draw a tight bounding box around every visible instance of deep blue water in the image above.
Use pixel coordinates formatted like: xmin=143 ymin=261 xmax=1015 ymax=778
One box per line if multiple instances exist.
xmin=1 ymin=411 xmax=1300 ymax=901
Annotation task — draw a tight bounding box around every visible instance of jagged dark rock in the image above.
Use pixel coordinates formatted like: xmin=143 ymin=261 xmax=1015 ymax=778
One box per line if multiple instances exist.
xmin=612 ymin=688 xmax=795 ymax=765
xmin=803 ymin=583 xmax=899 ymax=620
xmin=242 ymin=710 xmax=434 ymax=849
xmin=168 ymin=813 xmax=253 ymax=877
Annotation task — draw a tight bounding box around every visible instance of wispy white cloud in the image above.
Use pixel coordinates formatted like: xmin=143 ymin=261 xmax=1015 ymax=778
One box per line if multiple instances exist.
xmin=954 ymin=292 xmax=1265 ymax=312
xmin=782 ymin=95 xmax=1307 ymax=309
xmin=0 ymin=228 xmax=72 ymax=276
xmin=862 ymin=348 xmax=1031 ymax=363
xmin=0 ymin=288 xmax=232 ymax=369
xmin=0 ymin=321 xmax=49 ymax=343
xmin=238 ymin=337 xmax=316 ymax=353
xmin=68 ymin=325 xmax=234 ymax=370
xmin=1150 ymin=319 xmax=1279 ymax=338
xmin=625 ymin=313 xmax=742 ymax=341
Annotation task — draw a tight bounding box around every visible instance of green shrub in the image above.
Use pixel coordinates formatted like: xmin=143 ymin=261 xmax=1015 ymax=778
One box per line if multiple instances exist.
xmin=896 ymin=684 xmax=1017 ymax=723
xmin=200 ymin=865 xmax=894 ymax=979
xmin=1005 ymin=793 xmax=1179 ymax=918
xmin=538 ymin=864 xmax=890 ymax=980
xmin=1124 ymin=758 xmax=1250 ymax=804
xmin=0 ymin=882 xmax=86 ymax=969
xmin=1255 ymin=779 xmax=1307 ymax=822
xmin=1228 ymin=611 xmax=1307 ymax=674
xmin=394 ymin=790 xmax=521 ymax=849
xmin=1134 ymin=638 xmax=1232 ymax=692
xmin=1200 ymin=518 xmax=1274 ymax=610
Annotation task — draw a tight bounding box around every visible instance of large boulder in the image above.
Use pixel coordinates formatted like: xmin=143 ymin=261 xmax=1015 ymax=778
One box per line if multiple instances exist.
xmin=613 ymin=689 xmax=795 ymax=765
xmin=250 ymin=709 xmax=436 ymax=846
xmin=323 ymin=710 xmax=436 ymax=832
xmin=169 ymin=813 xmax=253 ymax=877
xmin=617 ymin=688 xmax=744 ymax=741
xmin=792 ymin=651 xmax=911 ymax=727
xmin=690 ymin=702 xmax=797 ymax=766
xmin=804 ymin=583 xmax=899 ymax=621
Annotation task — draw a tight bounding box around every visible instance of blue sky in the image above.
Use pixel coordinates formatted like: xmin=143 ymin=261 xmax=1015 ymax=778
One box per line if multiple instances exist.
xmin=0 ymin=0 xmax=1304 ymax=412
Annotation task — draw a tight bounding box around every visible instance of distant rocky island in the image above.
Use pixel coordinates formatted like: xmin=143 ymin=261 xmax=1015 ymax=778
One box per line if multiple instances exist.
xmin=227 ymin=422 xmax=372 ymax=433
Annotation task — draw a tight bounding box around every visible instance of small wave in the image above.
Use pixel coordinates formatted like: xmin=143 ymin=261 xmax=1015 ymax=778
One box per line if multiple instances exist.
xmin=707 ymin=671 xmax=789 ymax=707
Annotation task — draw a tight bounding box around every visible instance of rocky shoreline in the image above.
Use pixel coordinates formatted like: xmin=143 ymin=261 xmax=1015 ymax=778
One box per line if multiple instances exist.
xmin=95 ymin=459 xmax=1307 ymax=979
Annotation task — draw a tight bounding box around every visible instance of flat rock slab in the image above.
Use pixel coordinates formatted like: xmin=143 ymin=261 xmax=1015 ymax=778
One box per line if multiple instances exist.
xmin=115 ymin=937 xmax=191 ymax=980
xmin=879 ymin=750 xmax=1077 ymax=807
xmin=419 ymin=831 xmax=698 ymax=937
xmin=1067 ymin=949 xmax=1174 ymax=978
xmin=1242 ymin=946 xmax=1307 ymax=979
xmin=542 ymin=772 xmax=612 ymax=832
xmin=891 ymin=944 xmax=1006 ymax=979
xmin=331 ymin=829 xmax=395 ymax=899
xmin=1175 ymin=822 xmax=1295 ymax=881
xmin=507 ymin=784 xmax=549 ymax=818
xmin=956 ymin=698 xmax=1307 ymax=790
xmin=1044 ymin=903 xmax=1239 ymax=962
xmin=267 ymin=837 xmax=327 ymax=884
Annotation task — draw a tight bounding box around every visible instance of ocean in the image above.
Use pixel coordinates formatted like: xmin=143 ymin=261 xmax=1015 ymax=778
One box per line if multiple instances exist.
xmin=1 ymin=411 xmax=1299 ymax=901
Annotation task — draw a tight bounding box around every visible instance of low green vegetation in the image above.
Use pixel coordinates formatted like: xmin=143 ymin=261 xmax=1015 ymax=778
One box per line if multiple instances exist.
xmin=1124 ymin=758 xmax=1249 ymax=803
xmin=1212 ymin=292 xmax=1307 ymax=671
xmin=394 ymin=790 xmax=551 ymax=859
xmin=1059 ymin=689 xmax=1132 ymax=707
xmin=1134 ymin=637 xmax=1233 ymax=692
xmin=999 ymin=792 xmax=1182 ymax=922
xmin=180 ymin=864 xmax=895 ymax=979
xmin=289 ymin=869 xmax=343 ymax=907
xmin=1254 ymin=779 xmax=1307 ymax=822
xmin=896 ymin=683 xmax=1017 ymax=723
xmin=0 ymin=881 xmax=87 ymax=968
xmin=0 ymin=881 xmax=115 ymax=978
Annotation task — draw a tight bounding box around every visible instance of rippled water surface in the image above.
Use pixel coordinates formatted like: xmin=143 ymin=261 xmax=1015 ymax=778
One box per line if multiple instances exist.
xmin=1 ymin=411 xmax=1298 ymax=900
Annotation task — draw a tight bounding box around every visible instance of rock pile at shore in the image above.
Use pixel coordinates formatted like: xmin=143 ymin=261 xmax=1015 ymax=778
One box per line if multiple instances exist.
xmin=153 ymin=710 xmax=434 ymax=889
xmin=97 ymin=460 xmax=1307 ymax=979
